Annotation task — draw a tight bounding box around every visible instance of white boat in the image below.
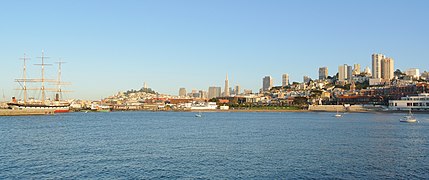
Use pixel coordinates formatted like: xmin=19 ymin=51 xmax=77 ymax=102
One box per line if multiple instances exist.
xmin=334 ymin=110 xmax=342 ymax=117
xmin=400 ymin=110 xmax=417 ymax=123
xmin=195 ymin=112 xmax=202 ymax=117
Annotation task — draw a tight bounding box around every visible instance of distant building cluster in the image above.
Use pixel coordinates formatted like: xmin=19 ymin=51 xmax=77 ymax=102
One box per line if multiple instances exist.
xmin=87 ymin=53 xmax=429 ymax=112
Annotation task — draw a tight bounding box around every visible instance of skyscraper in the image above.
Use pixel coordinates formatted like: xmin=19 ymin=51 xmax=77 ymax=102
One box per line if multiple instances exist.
xmin=262 ymin=76 xmax=273 ymax=91
xmin=282 ymin=74 xmax=289 ymax=86
xmin=224 ymin=73 xmax=230 ymax=97
xmin=372 ymin=53 xmax=385 ymax=79
xmin=179 ymin=88 xmax=186 ymax=97
xmin=338 ymin=64 xmax=347 ymax=82
xmin=208 ymin=86 xmax=221 ymax=99
xmin=381 ymin=57 xmax=394 ymax=80
xmin=234 ymin=85 xmax=241 ymax=95
xmin=338 ymin=64 xmax=352 ymax=82
xmin=318 ymin=67 xmax=328 ymax=80
xmin=347 ymin=65 xmax=353 ymax=83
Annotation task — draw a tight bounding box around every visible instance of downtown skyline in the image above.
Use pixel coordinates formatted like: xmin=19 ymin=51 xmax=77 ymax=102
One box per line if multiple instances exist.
xmin=1 ymin=1 xmax=428 ymax=100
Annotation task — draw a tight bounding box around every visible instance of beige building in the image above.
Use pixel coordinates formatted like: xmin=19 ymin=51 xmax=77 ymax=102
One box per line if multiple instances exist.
xmin=282 ymin=74 xmax=289 ymax=86
xmin=208 ymin=86 xmax=221 ymax=99
xmin=318 ymin=67 xmax=328 ymax=80
xmin=179 ymin=88 xmax=187 ymax=97
xmin=381 ymin=57 xmax=394 ymax=80
xmin=338 ymin=64 xmax=352 ymax=82
xmin=406 ymin=68 xmax=420 ymax=79
xmin=372 ymin=53 xmax=385 ymax=79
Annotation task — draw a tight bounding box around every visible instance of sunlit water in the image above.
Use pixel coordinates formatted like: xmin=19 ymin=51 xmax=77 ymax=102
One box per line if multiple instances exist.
xmin=1 ymin=112 xmax=428 ymax=179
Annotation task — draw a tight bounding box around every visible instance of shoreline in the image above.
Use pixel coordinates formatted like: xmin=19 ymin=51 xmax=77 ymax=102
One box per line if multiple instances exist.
xmin=98 ymin=109 xmax=429 ymax=114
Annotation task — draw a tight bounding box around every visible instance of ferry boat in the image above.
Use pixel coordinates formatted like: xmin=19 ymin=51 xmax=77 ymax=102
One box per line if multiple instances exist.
xmin=7 ymin=52 xmax=71 ymax=113
xmin=388 ymin=93 xmax=429 ymax=111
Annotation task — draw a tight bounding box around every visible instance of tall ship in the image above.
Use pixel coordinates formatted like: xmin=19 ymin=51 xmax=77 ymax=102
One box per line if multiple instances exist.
xmin=7 ymin=51 xmax=71 ymax=113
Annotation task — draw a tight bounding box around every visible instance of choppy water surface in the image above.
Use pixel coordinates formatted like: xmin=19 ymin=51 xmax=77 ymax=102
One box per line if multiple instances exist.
xmin=1 ymin=112 xmax=428 ymax=179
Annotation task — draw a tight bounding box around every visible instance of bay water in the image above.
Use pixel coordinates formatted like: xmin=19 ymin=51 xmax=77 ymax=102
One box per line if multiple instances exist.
xmin=1 ymin=112 xmax=428 ymax=179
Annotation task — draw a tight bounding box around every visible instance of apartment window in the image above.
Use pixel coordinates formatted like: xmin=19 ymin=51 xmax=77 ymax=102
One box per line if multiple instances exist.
xmin=426 ymin=103 xmax=429 ymax=106
xmin=395 ymin=103 xmax=397 ymax=106
xmin=413 ymin=103 xmax=419 ymax=106
xmin=407 ymin=103 xmax=412 ymax=106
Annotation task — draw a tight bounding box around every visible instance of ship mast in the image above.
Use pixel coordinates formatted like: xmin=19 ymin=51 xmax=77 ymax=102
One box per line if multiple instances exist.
xmin=19 ymin=53 xmax=30 ymax=104
xmin=55 ymin=59 xmax=66 ymax=101
xmin=35 ymin=50 xmax=51 ymax=104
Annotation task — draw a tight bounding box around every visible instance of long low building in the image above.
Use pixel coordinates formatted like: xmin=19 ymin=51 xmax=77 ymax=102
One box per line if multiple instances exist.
xmin=388 ymin=93 xmax=429 ymax=111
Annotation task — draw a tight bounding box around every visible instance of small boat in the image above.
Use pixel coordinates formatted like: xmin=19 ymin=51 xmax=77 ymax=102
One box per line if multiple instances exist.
xmin=195 ymin=112 xmax=202 ymax=117
xmin=400 ymin=110 xmax=417 ymax=123
xmin=334 ymin=110 xmax=342 ymax=117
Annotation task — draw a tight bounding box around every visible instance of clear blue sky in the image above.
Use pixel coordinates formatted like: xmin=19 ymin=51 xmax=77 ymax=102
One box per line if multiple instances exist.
xmin=1 ymin=0 xmax=428 ymax=100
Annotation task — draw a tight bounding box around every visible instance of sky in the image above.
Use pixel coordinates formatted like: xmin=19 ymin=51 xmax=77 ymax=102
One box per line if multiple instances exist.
xmin=1 ymin=0 xmax=428 ymax=100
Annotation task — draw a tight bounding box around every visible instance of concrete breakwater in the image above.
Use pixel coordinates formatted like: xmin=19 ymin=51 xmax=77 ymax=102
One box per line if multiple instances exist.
xmin=0 ymin=109 xmax=55 ymax=116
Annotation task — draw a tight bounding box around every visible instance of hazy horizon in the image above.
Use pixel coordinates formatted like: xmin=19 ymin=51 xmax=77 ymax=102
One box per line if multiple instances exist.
xmin=1 ymin=1 xmax=428 ymax=100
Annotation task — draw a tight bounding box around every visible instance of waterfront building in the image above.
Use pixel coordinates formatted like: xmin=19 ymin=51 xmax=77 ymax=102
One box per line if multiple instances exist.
xmin=388 ymin=93 xmax=429 ymax=111
xmin=353 ymin=64 xmax=361 ymax=75
xmin=318 ymin=67 xmax=328 ymax=80
xmin=208 ymin=86 xmax=221 ymax=99
xmin=282 ymin=74 xmax=289 ymax=86
xmin=381 ymin=57 xmax=394 ymax=80
xmin=372 ymin=53 xmax=385 ymax=79
xmin=262 ymin=76 xmax=273 ymax=91
xmin=179 ymin=88 xmax=186 ymax=97
xmin=406 ymin=68 xmax=420 ymax=79
xmin=224 ymin=73 xmax=230 ymax=97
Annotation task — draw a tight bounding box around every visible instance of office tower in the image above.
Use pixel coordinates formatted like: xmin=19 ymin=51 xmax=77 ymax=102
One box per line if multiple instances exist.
xmin=234 ymin=85 xmax=241 ymax=95
xmin=353 ymin=64 xmax=361 ymax=75
xmin=338 ymin=64 xmax=347 ymax=82
xmin=224 ymin=73 xmax=230 ymax=97
xmin=347 ymin=65 xmax=353 ymax=82
xmin=262 ymin=76 xmax=273 ymax=91
xmin=179 ymin=88 xmax=186 ymax=97
xmin=303 ymin=76 xmax=310 ymax=83
xmin=372 ymin=53 xmax=385 ymax=79
xmin=199 ymin=90 xmax=208 ymax=99
xmin=208 ymin=86 xmax=221 ymax=99
xmin=318 ymin=67 xmax=328 ymax=80
xmin=381 ymin=57 xmax=394 ymax=80
xmin=282 ymin=74 xmax=289 ymax=86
